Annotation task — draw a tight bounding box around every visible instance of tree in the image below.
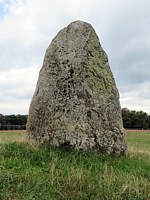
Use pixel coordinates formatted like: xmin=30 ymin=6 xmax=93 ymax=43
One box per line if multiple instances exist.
xmin=147 ymin=115 xmax=150 ymax=129
xmin=0 ymin=114 xmax=5 ymax=125
xmin=121 ymin=108 xmax=132 ymax=128
xmin=122 ymin=108 xmax=149 ymax=129
xmin=0 ymin=114 xmax=27 ymax=130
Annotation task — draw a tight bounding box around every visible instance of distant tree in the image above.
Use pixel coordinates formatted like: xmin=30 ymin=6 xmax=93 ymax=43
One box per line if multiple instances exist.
xmin=121 ymin=108 xmax=131 ymax=128
xmin=0 ymin=114 xmax=5 ymax=126
xmin=5 ymin=114 xmax=28 ymax=125
xmin=16 ymin=114 xmax=28 ymax=125
xmin=136 ymin=110 xmax=149 ymax=129
xmin=147 ymin=115 xmax=150 ymax=129
xmin=0 ymin=114 xmax=28 ymax=130
xmin=5 ymin=115 xmax=17 ymax=125
xmin=122 ymin=108 xmax=149 ymax=129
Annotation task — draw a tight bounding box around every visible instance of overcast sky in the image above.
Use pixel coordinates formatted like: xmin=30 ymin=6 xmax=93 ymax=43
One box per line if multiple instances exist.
xmin=0 ymin=0 xmax=150 ymax=115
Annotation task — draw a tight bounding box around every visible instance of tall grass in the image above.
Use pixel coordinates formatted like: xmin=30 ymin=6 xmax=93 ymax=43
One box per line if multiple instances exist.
xmin=0 ymin=130 xmax=150 ymax=199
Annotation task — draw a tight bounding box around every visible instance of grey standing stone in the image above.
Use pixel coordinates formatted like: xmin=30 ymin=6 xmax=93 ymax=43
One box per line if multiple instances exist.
xmin=27 ymin=20 xmax=127 ymax=155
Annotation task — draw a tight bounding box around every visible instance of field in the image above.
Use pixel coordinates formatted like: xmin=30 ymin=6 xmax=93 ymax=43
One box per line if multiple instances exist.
xmin=0 ymin=130 xmax=150 ymax=199
xmin=126 ymin=130 xmax=150 ymax=155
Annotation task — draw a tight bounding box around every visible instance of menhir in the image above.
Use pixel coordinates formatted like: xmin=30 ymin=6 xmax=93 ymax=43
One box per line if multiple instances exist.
xmin=27 ymin=20 xmax=127 ymax=156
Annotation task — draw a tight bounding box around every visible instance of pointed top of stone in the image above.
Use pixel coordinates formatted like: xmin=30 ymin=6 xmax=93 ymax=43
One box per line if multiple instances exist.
xmin=64 ymin=20 xmax=95 ymax=34
xmin=68 ymin=20 xmax=91 ymax=26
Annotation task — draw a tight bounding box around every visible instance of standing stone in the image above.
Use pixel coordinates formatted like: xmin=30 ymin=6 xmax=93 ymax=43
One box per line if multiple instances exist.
xmin=27 ymin=20 xmax=127 ymax=155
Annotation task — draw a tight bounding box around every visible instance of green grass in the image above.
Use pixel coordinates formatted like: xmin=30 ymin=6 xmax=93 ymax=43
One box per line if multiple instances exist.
xmin=0 ymin=130 xmax=150 ymax=200
xmin=126 ymin=130 xmax=150 ymax=155
xmin=0 ymin=130 xmax=27 ymax=144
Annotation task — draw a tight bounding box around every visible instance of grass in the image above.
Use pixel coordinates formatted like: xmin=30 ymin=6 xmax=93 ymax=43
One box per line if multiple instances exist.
xmin=0 ymin=130 xmax=27 ymax=144
xmin=0 ymin=130 xmax=150 ymax=200
xmin=126 ymin=130 xmax=150 ymax=155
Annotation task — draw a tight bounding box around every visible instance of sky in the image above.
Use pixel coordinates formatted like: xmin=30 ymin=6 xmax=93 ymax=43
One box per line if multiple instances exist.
xmin=0 ymin=0 xmax=150 ymax=115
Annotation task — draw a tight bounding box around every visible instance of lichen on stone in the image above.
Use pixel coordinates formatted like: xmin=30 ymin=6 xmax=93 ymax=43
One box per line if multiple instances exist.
xmin=27 ymin=20 xmax=127 ymax=155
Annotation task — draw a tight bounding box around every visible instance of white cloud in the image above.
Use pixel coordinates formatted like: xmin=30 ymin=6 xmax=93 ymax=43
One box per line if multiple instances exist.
xmin=0 ymin=101 xmax=29 ymax=115
xmin=120 ymin=82 xmax=150 ymax=114
xmin=0 ymin=66 xmax=39 ymax=114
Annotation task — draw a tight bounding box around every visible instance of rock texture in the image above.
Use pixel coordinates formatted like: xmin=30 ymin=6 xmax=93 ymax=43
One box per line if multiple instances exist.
xmin=27 ymin=20 xmax=127 ymax=155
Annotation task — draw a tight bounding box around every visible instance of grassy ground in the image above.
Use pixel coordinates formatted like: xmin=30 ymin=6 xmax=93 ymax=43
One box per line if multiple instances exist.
xmin=126 ymin=130 xmax=150 ymax=155
xmin=0 ymin=130 xmax=27 ymax=144
xmin=0 ymin=130 xmax=150 ymax=200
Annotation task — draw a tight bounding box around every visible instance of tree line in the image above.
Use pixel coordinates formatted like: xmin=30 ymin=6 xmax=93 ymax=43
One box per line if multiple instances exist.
xmin=0 ymin=114 xmax=27 ymax=130
xmin=122 ymin=108 xmax=150 ymax=129
xmin=0 ymin=108 xmax=150 ymax=130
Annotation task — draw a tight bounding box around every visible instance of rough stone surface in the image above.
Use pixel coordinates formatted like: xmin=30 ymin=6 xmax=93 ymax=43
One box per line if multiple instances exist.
xmin=27 ymin=20 xmax=127 ymax=155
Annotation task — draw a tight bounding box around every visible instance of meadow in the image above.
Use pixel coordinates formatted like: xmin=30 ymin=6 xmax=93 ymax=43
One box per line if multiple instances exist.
xmin=0 ymin=130 xmax=150 ymax=200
